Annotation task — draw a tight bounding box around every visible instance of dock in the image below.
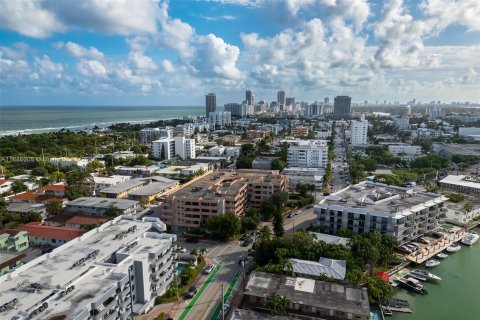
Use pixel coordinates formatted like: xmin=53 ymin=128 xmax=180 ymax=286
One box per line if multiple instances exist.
xmin=406 ymin=229 xmax=466 ymax=264
xmin=381 ymin=299 xmax=413 ymax=313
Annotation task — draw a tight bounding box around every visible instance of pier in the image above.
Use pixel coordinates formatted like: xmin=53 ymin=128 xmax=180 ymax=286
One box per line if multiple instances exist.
xmin=405 ymin=228 xmax=465 ymax=264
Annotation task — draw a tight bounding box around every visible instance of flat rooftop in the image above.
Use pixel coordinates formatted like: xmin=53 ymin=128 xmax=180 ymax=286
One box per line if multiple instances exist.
xmin=245 ymin=271 xmax=370 ymax=316
xmin=0 ymin=217 xmax=175 ymax=320
xmin=93 ymin=175 xmax=131 ymax=184
xmin=434 ymin=143 xmax=480 ymax=155
xmin=321 ymin=181 xmax=446 ymax=218
xmin=129 ymin=181 xmax=177 ymax=196
xmin=166 ymin=169 xmax=283 ymax=200
xmin=100 ymin=179 xmax=146 ymax=194
xmin=6 ymin=202 xmax=46 ymax=213
xmin=66 ymin=197 xmax=139 ymax=210
xmin=440 ymin=175 xmax=480 ymax=189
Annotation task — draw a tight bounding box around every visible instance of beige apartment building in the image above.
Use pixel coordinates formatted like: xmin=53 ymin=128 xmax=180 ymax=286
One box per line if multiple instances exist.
xmin=291 ymin=126 xmax=309 ymax=137
xmin=157 ymin=169 xmax=287 ymax=231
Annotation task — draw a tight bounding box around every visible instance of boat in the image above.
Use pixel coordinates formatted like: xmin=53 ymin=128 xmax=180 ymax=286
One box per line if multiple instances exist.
xmin=446 ymin=243 xmax=462 ymax=252
xmin=437 ymin=252 xmax=448 ymax=259
xmin=397 ymin=277 xmax=428 ymax=294
xmin=409 ymin=269 xmax=442 ymax=281
xmin=383 ymin=308 xmax=393 ymax=317
xmin=461 ymin=233 xmax=479 ymax=246
xmin=425 ymin=259 xmax=441 ymax=267
xmin=468 ymin=230 xmax=478 ymax=236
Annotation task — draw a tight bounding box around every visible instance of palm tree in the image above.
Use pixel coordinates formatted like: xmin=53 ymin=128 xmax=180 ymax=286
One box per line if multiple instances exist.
xmin=265 ymin=292 xmax=290 ymax=316
xmin=257 ymin=225 xmax=272 ymax=242
xmin=464 ymin=202 xmax=473 ymax=212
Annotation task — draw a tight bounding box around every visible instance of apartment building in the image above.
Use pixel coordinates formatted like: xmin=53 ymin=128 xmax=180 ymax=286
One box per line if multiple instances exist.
xmin=14 ymin=222 xmax=84 ymax=247
xmin=49 ymin=157 xmax=90 ymax=169
xmin=152 ymin=136 xmax=196 ymax=160
xmin=0 ymin=216 xmax=177 ymax=319
xmin=246 ymin=130 xmax=268 ymax=140
xmin=94 ymin=175 xmax=132 ymax=193
xmin=290 ymin=126 xmax=309 ymax=137
xmin=432 ymin=143 xmax=480 ymax=161
xmin=0 ymin=230 xmax=29 ymax=252
xmin=98 ymin=176 xmax=178 ymax=202
xmin=158 ymin=170 xmax=287 ymax=231
xmin=244 ymin=272 xmax=370 ymax=320
xmin=315 ymin=181 xmax=448 ymax=244
xmin=287 ymin=140 xmax=328 ymax=168
xmin=208 ymin=111 xmax=232 ymax=128
xmin=394 ymin=117 xmax=410 ymax=131
xmin=350 ymin=116 xmax=368 ymax=146
xmin=139 ymin=127 xmax=172 ymax=144
xmin=387 ymin=144 xmax=423 ymax=156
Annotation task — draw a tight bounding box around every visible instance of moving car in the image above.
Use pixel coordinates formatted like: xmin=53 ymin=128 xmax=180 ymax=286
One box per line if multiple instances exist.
xmin=185 ymin=286 xmax=197 ymax=298
xmin=204 ymin=264 xmax=215 ymax=274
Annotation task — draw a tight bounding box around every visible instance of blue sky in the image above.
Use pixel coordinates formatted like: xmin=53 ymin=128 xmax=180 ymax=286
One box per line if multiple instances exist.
xmin=0 ymin=0 xmax=479 ymax=106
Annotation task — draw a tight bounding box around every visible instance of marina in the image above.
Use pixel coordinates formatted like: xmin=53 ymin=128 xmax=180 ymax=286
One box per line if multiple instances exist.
xmin=391 ymin=227 xmax=480 ymax=319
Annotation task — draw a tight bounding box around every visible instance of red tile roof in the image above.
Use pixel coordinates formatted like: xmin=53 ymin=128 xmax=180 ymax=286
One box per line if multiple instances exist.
xmin=45 ymin=214 xmax=107 ymax=226
xmin=15 ymin=222 xmax=84 ymax=241
xmin=37 ymin=184 xmax=66 ymax=191
xmin=10 ymin=192 xmax=63 ymax=203
xmin=0 ymin=179 xmax=9 ymax=186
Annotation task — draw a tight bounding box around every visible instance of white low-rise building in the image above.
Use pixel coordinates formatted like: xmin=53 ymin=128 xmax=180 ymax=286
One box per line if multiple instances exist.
xmin=0 ymin=216 xmax=177 ymax=319
xmin=282 ymin=167 xmax=325 ymax=189
xmin=152 ymin=136 xmax=196 ymax=160
xmin=93 ymin=175 xmax=132 ymax=192
xmin=225 ymin=147 xmax=240 ymax=158
xmin=439 ymin=175 xmax=480 ymax=196
xmin=50 ymin=157 xmax=90 ymax=169
xmin=287 ymin=140 xmax=328 ymax=168
xmin=388 ymin=144 xmax=423 ymax=156
xmin=65 ymin=197 xmax=140 ymax=216
xmin=316 ymin=181 xmax=448 ymax=244
xmin=208 ymin=145 xmax=226 ymax=156
xmin=208 ymin=111 xmax=232 ymax=128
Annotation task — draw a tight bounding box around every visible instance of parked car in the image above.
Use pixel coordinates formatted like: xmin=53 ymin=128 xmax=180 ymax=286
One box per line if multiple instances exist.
xmin=185 ymin=286 xmax=197 ymax=298
xmin=176 ymin=247 xmax=187 ymax=253
xmin=418 ymin=237 xmax=430 ymax=245
xmin=240 ymin=233 xmax=250 ymax=241
xmin=242 ymin=238 xmax=254 ymax=246
xmin=305 ymin=204 xmax=314 ymax=209
xmin=287 ymin=213 xmax=294 ymax=218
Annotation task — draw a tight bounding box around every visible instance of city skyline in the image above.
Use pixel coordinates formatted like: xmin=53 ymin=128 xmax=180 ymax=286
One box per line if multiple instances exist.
xmin=1 ymin=0 xmax=479 ymax=106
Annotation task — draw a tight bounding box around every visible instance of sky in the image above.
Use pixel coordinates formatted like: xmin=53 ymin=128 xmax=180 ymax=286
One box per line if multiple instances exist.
xmin=0 ymin=0 xmax=479 ymax=106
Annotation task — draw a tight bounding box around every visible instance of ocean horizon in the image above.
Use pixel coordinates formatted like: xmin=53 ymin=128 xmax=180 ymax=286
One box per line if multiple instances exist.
xmin=0 ymin=105 xmax=205 ymax=136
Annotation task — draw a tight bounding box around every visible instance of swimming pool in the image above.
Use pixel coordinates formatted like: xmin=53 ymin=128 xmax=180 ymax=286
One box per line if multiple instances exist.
xmin=176 ymin=263 xmax=188 ymax=275
xmin=369 ymin=309 xmax=383 ymax=320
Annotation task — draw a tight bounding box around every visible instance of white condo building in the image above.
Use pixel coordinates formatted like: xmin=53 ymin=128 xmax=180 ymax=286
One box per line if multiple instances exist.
xmin=152 ymin=136 xmax=196 ymax=160
xmin=316 ymin=181 xmax=448 ymax=244
xmin=287 ymin=140 xmax=328 ymax=168
xmin=139 ymin=128 xmax=172 ymax=144
xmin=0 ymin=216 xmax=177 ymax=319
xmin=208 ymin=111 xmax=232 ymax=128
xmin=394 ymin=117 xmax=410 ymax=131
xmin=388 ymin=144 xmax=423 ymax=156
xmin=350 ymin=116 xmax=369 ymax=145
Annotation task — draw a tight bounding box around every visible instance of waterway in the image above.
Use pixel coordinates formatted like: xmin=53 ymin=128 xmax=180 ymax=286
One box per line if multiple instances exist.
xmin=393 ymin=227 xmax=480 ymax=320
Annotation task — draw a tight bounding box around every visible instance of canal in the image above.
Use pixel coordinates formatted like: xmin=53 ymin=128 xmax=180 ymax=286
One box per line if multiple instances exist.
xmin=393 ymin=228 xmax=480 ymax=319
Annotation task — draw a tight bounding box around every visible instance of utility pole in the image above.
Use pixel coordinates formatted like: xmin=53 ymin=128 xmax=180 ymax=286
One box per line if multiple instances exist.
xmin=221 ymin=283 xmax=225 ymax=320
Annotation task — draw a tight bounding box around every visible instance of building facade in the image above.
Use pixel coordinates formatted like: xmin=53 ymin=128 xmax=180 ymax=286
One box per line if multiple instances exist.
xmin=388 ymin=145 xmax=422 ymax=156
xmin=316 ymin=182 xmax=448 ymax=244
xmin=350 ymin=116 xmax=368 ymax=145
xmin=152 ymin=136 xmax=196 ymax=160
xmin=333 ymin=96 xmax=351 ymax=118
xmin=157 ymin=170 xmax=287 ymax=231
xmin=206 ymin=93 xmax=216 ymax=116
xmin=0 ymin=216 xmax=177 ymax=319
xmin=287 ymin=140 xmax=328 ymax=168
xmin=139 ymin=128 xmax=172 ymax=144
xmin=208 ymin=111 xmax=232 ymax=128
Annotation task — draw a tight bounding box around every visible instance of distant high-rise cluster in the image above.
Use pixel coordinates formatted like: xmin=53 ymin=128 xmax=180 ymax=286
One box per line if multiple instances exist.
xmin=246 ymin=90 xmax=254 ymax=106
xmin=205 ymin=93 xmax=216 ymax=116
xmin=277 ymin=90 xmax=286 ymax=109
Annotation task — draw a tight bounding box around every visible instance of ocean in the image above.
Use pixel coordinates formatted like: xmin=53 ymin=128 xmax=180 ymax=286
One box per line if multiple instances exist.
xmin=0 ymin=105 xmax=205 ymax=136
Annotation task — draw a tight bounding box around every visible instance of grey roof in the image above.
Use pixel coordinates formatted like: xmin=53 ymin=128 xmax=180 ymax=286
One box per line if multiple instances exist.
xmin=66 ymin=197 xmax=138 ymax=210
xmin=309 ymin=232 xmax=350 ymax=246
xmin=245 ymin=271 xmax=370 ymax=316
xmin=289 ymin=257 xmax=347 ymax=280
xmin=7 ymin=202 xmax=46 ymax=213
xmin=129 ymin=181 xmax=177 ymax=196
xmin=100 ymin=179 xmax=146 ymax=194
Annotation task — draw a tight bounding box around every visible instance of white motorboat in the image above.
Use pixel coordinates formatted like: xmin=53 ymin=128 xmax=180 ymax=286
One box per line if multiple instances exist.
xmin=446 ymin=243 xmax=462 ymax=252
xmin=468 ymin=230 xmax=478 ymax=236
xmin=409 ymin=269 xmax=442 ymax=281
xmin=425 ymin=259 xmax=440 ymax=267
xmin=461 ymin=233 xmax=479 ymax=246
xmin=437 ymin=252 xmax=448 ymax=259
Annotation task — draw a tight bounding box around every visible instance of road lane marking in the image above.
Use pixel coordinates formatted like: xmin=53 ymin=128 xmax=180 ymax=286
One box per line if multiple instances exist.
xmin=178 ymin=263 xmax=222 ymax=320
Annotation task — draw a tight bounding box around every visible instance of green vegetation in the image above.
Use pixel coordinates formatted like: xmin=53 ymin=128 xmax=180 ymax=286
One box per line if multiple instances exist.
xmin=155 ymin=256 xmax=206 ymax=304
xmin=254 ymin=230 xmax=396 ymax=303
xmin=65 ymin=169 xmax=94 ymax=200
xmin=203 ymin=213 xmax=242 ymax=241
xmin=271 ymin=159 xmax=287 ymax=171
xmin=11 ymin=180 xmax=28 ymax=194
xmin=46 ymin=201 xmax=64 ymax=216
xmin=265 ymin=292 xmax=291 ymax=316
xmin=447 ymin=193 xmax=464 ymax=203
